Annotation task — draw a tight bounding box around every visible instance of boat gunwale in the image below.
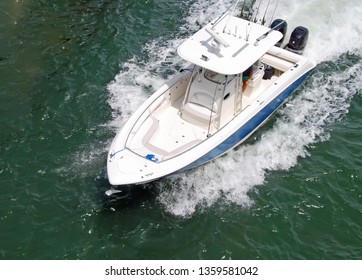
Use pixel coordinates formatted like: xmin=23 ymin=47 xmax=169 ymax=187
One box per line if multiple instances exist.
xmin=112 ymin=62 xmax=314 ymax=164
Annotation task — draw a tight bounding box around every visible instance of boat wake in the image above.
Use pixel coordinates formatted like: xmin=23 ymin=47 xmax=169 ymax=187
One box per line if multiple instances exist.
xmin=107 ymin=0 xmax=362 ymax=217
xmin=158 ymin=56 xmax=362 ymax=216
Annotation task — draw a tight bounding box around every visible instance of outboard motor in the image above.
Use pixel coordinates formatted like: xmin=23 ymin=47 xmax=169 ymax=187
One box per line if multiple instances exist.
xmin=285 ymin=26 xmax=309 ymax=55
xmin=270 ymin=19 xmax=287 ymax=47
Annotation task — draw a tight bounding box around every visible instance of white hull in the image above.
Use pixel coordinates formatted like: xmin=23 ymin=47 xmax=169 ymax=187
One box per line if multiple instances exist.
xmin=107 ymin=15 xmax=315 ymax=186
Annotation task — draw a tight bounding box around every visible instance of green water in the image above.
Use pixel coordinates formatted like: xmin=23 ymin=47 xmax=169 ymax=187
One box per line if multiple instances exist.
xmin=0 ymin=0 xmax=361 ymax=260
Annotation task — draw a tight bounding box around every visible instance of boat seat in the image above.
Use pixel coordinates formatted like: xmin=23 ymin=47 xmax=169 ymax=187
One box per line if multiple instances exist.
xmin=182 ymin=91 xmax=218 ymax=123
xmin=142 ymin=116 xmax=167 ymax=156
xmin=162 ymin=139 xmax=201 ymax=160
xmin=261 ymin=53 xmax=293 ymax=72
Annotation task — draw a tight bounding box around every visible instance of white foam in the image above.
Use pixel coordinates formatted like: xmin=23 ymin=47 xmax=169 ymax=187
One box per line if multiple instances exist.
xmin=107 ymin=0 xmax=362 ymax=216
xmin=159 ymin=58 xmax=362 ymax=217
xmin=250 ymin=0 xmax=362 ymax=62
xmin=184 ymin=0 xmax=236 ymax=28
xmin=273 ymin=0 xmax=362 ymax=62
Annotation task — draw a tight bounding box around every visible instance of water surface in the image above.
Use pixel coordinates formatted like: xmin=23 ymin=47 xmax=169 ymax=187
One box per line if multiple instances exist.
xmin=0 ymin=0 xmax=361 ymax=259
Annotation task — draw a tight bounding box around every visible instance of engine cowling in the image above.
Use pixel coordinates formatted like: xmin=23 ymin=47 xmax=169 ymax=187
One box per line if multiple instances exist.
xmin=270 ymin=19 xmax=288 ymax=47
xmin=285 ymin=26 xmax=309 ymax=54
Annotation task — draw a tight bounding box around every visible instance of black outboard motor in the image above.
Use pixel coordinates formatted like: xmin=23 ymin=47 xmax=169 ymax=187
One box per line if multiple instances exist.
xmin=270 ymin=19 xmax=287 ymax=47
xmin=285 ymin=26 xmax=309 ymax=55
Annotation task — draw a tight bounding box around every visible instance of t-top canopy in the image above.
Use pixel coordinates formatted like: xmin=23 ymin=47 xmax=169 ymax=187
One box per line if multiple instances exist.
xmin=177 ymin=15 xmax=283 ymax=75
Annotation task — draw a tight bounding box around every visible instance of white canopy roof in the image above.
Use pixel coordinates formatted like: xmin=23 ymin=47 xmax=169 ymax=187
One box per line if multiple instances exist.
xmin=177 ymin=15 xmax=283 ymax=75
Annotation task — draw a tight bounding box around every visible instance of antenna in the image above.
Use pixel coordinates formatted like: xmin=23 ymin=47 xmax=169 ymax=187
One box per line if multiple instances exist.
xmin=223 ymin=0 xmax=241 ymax=33
xmin=269 ymin=0 xmax=280 ymax=26
xmin=212 ymin=2 xmax=235 ymax=29
xmin=254 ymin=19 xmax=286 ymax=45
xmin=240 ymin=0 xmax=246 ymax=18
xmin=247 ymin=0 xmax=262 ymax=41
xmin=253 ymin=0 xmax=262 ymax=23
xmin=262 ymin=0 xmax=272 ymax=25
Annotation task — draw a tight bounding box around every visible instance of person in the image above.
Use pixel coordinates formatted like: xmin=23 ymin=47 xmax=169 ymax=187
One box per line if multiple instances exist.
xmin=242 ymin=65 xmax=253 ymax=91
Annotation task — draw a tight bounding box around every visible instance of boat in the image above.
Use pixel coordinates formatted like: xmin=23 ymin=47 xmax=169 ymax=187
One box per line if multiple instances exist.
xmin=106 ymin=3 xmax=315 ymax=191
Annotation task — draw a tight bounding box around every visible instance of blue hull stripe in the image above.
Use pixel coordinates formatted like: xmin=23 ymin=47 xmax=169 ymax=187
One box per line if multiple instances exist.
xmin=181 ymin=70 xmax=313 ymax=172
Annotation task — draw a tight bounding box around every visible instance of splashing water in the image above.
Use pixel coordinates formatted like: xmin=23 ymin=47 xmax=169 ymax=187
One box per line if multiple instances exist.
xmin=107 ymin=0 xmax=362 ymax=216
xmin=107 ymin=0 xmax=236 ymax=130
xmin=272 ymin=0 xmax=362 ymax=62
xmin=158 ymin=57 xmax=362 ymax=216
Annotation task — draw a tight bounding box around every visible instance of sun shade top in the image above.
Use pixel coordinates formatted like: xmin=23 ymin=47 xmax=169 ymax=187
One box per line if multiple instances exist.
xmin=177 ymin=15 xmax=283 ymax=75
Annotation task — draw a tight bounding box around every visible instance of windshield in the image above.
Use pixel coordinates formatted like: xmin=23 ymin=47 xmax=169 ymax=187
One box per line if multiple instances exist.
xmin=204 ymin=69 xmax=236 ymax=85
xmin=204 ymin=70 xmax=225 ymax=84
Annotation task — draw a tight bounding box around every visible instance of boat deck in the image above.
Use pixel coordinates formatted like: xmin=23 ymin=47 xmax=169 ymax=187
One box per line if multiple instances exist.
xmin=127 ymin=72 xmax=279 ymax=162
xmin=128 ymin=97 xmax=206 ymax=161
